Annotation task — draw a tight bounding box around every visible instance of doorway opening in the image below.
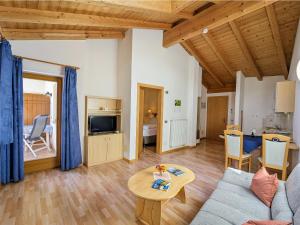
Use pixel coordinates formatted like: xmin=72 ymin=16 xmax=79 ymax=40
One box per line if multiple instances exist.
xmin=23 ymin=73 xmax=62 ymax=173
xmin=136 ymin=83 xmax=164 ymax=159
xmin=206 ymin=96 xmax=228 ymax=141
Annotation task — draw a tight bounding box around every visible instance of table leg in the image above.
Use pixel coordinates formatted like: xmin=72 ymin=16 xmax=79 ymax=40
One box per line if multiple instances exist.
xmin=135 ymin=197 xmax=162 ymax=225
xmin=175 ymin=186 xmax=186 ymax=203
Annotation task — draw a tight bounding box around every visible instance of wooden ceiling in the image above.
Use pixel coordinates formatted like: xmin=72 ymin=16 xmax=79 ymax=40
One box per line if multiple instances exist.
xmin=0 ymin=1 xmax=299 ymax=93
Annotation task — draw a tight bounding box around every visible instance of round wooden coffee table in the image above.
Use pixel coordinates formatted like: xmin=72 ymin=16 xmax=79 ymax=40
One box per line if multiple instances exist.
xmin=128 ymin=164 xmax=195 ymax=225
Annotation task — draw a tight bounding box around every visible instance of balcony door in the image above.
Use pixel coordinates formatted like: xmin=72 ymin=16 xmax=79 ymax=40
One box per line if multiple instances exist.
xmin=23 ymin=73 xmax=62 ymax=173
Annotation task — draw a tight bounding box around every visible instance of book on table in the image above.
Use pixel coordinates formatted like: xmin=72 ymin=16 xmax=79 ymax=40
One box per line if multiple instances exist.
xmin=167 ymin=167 xmax=185 ymax=176
xmin=152 ymin=179 xmax=171 ymax=191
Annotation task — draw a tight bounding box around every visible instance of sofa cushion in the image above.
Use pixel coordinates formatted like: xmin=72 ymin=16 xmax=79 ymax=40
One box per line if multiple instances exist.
xmin=286 ymin=164 xmax=300 ymax=214
xmin=222 ymin=167 xmax=254 ymax=189
xmin=294 ymin=208 xmax=300 ymax=225
xmin=190 ymin=210 xmax=232 ymax=225
xmin=196 ymin=199 xmax=262 ymax=225
xmin=271 ymin=181 xmax=293 ymax=222
xmin=211 ymin=184 xmax=270 ymax=220
xmin=243 ymin=220 xmax=291 ymax=225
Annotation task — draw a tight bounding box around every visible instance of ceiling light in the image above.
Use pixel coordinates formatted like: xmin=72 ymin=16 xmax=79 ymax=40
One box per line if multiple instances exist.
xmin=202 ymin=27 xmax=209 ymax=34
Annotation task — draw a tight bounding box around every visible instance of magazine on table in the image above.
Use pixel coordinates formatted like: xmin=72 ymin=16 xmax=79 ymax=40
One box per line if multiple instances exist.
xmin=167 ymin=167 xmax=185 ymax=176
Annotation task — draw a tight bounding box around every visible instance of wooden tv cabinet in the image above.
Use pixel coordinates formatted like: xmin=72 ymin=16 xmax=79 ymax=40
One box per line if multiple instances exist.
xmin=84 ymin=133 xmax=123 ymax=167
xmin=84 ymin=96 xmax=123 ymax=167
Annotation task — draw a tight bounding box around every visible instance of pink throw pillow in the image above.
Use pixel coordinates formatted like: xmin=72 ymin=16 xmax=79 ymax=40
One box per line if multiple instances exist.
xmin=250 ymin=167 xmax=279 ymax=207
xmin=243 ymin=220 xmax=291 ymax=225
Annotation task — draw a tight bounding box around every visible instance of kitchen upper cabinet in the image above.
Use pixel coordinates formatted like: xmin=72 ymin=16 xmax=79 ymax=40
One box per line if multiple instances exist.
xmin=275 ymin=81 xmax=296 ymax=113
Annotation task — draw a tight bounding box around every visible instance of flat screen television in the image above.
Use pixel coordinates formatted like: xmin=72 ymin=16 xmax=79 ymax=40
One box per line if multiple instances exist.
xmin=88 ymin=115 xmax=117 ymax=134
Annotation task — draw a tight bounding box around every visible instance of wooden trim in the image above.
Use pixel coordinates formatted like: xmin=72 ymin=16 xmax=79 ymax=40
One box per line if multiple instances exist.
xmin=207 ymin=85 xmax=236 ymax=94
xmin=262 ymin=134 xmax=290 ymax=180
xmin=229 ymin=21 xmax=263 ymax=81
xmin=16 ymin=55 xmax=80 ymax=70
xmin=265 ymin=5 xmax=289 ymax=79
xmin=182 ymin=40 xmax=224 ymax=87
xmin=0 ymin=6 xmax=171 ymax=30
xmin=3 ymin=28 xmax=125 ymax=40
xmin=202 ymin=33 xmax=235 ymax=79
xmin=163 ymin=1 xmax=278 ymax=47
xmin=161 ymin=145 xmax=197 ymax=155
xmin=136 ymin=83 xmax=164 ymax=160
xmin=23 ymin=73 xmax=62 ymax=174
xmin=123 ymin=157 xmax=137 ymax=164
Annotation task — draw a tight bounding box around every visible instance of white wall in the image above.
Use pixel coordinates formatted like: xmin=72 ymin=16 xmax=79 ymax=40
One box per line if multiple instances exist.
xmin=11 ymin=40 xmax=119 ymax=156
xmin=23 ymin=78 xmax=47 ymax=94
xmin=242 ymin=76 xmax=284 ymax=135
xmin=126 ymin=29 xmax=199 ymax=159
xmin=117 ymin=30 xmax=133 ymax=159
xmin=288 ymin=20 xmax=300 ymax=150
xmin=234 ymin=71 xmax=245 ymax=125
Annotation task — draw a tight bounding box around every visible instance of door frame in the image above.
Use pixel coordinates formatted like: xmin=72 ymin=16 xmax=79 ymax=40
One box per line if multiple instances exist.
xmin=206 ymin=96 xmax=229 ymax=140
xmin=136 ymin=83 xmax=164 ymax=159
xmin=23 ymin=72 xmax=62 ymax=173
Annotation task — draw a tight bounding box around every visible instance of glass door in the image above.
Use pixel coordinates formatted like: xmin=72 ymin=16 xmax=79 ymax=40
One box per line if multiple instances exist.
xmin=23 ymin=73 xmax=62 ymax=173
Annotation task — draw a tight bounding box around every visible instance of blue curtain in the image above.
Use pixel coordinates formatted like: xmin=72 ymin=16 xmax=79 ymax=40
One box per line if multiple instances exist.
xmin=0 ymin=40 xmax=24 ymax=184
xmin=61 ymin=67 xmax=82 ymax=171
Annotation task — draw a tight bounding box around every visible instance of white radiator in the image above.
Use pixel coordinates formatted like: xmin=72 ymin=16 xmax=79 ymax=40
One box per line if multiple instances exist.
xmin=169 ymin=119 xmax=187 ymax=148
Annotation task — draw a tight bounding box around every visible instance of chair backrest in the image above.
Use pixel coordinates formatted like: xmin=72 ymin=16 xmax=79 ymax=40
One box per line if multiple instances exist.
xmin=226 ymin=124 xmax=240 ymax=131
xmin=224 ymin=130 xmax=243 ymax=159
xmin=262 ymin=134 xmax=290 ymax=170
xmin=28 ymin=115 xmax=48 ymax=141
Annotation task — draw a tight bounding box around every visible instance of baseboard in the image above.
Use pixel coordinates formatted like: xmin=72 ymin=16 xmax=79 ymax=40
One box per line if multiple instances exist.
xmin=161 ymin=145 xmax=196 ymax=154
xmin=123 ymin=157 xmax=137 ymax=163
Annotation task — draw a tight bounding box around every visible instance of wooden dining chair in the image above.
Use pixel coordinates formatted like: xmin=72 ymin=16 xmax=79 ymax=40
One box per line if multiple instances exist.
xmin=259 ymin=134 xmax=290 ymax=180
xmin=226 ymin=124 xmax=241 ymax=131
xmin=224 ymin=130 xmax=251 ymax=171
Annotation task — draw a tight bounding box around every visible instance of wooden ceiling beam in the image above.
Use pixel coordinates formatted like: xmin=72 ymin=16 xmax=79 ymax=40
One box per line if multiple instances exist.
xmin=207 ymin=84 xmax=236 ymax=94
xmin=91 ymin=0 xmax=172 ymax=13
xmin=229 ymin=21 xmax=263 ymax=81
xmin=266 ymin=4 xmax=289 ymax=79
xmin=163 ymin=1 xmax=278 ymax=47
xmin=2 ymin=28 xmax=125 ymax=40
xmin=202 ymin=33 xmax=235 ymax=79
xmin=171 ymin=0 xmax=198 ymax=13
xmin=66 ymin=0 xmax=193 ymax=19
xmin=182 ymin=40 xmax=225 ymax=87
xmin=0 ymin=6 xmax=171 ymax=30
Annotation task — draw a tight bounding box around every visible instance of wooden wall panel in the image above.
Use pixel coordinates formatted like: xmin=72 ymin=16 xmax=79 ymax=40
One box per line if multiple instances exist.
xmin=24 ymin=93 xmax=50 ymax=125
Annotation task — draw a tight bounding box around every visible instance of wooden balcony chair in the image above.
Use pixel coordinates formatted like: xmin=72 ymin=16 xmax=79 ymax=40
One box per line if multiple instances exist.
xmin=23 ymin=115 xmax=51 ymax=158
xmin=224 ymin=130 xmax=251 ymax=172
xmin=259 ymin=134 xmax=290 ymax=180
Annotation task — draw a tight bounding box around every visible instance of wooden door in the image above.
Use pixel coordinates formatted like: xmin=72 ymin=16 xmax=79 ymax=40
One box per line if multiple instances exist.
xmin=206 ymin=96 xmax=228 ymax=140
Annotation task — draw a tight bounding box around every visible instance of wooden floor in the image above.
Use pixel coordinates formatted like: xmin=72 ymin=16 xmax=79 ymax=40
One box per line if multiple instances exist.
xmin=0 ymin=140 xmax=225 ymax=225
